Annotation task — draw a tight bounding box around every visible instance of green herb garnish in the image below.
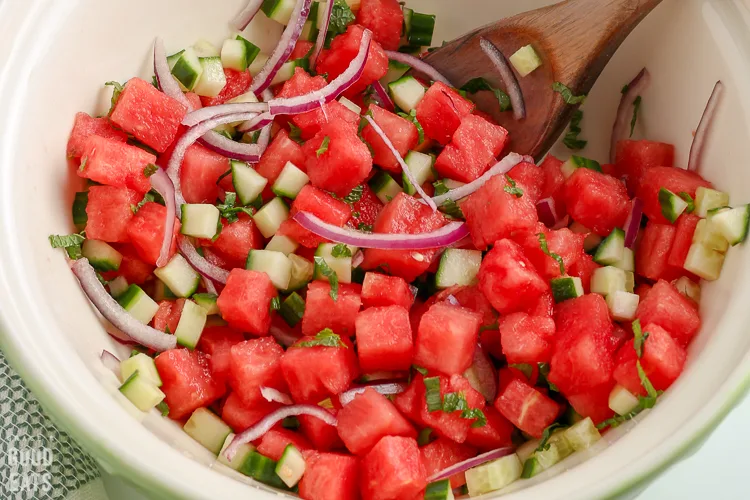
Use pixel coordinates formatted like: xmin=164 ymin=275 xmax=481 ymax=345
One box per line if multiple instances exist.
xmin=342 ymin=185 xmax=364 ymax=205
xmin=563 ymin=109 xmax=587 ymax=150
xmin=295 ymin=328 xmax=347 ymax=348
xmin=316 ymin=136 xmax=330 ymax=157
xmin=288 ymin=122 xmax=305 ymax=144
xmin=679 ymin=192 xmax=695 ymax=213
xmin=326 ymin=0 xmax=356 ymax=45
xmin=357 ymin=223 xmax=373 ymax=232
xmin=156 ymin=401 xmax=170 ymax=417
xmin=314 ymin=256 xmax=339 ymax=301
xmin=396 ymin=109 xmax=426 ymax=144
xmin=143 ymin=164 xmax=159 ymax=177
xmin=503 ymin=174 xmax=524 ymax=198
xmin=424 ymin=377 xmax=443 ymax=412
xmin=535 ymin=423 xmax=564 ymax=452
xmin=461 ymin=77 xmax=512 ymax=112
xmin=552 ymin=82 xmax=587 ymax=104
xmin=413 ymin=365 xmax=429 ymax=376
xmin=270 ymin=296 xmax=281 ymax=311
xmin=538 ymin=232 xmax=565 ymax=275
xmin=104 ymin=81 xmax=125 ymax=115
xmin=331 ymin=243 xmax=353 ymax=258
xmin=215 ymin=192 xmax=254 ymax=223
xmin=131 ymin=191 xmax=156 ymax=214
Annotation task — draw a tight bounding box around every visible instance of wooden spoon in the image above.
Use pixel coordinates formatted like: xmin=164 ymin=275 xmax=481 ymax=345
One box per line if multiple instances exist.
xmin=420 ymin=0 xmax=664 ymax=161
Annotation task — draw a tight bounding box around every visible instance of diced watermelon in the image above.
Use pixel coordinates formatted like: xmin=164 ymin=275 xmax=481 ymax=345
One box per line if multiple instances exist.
xmin=507 ymin=161 xmax=545 ymax=204
xmin=568 ymin=252 xmax=600 ymax=294
xmin=277 ymin=185 xmax=352 ymax=248
xmin=419 ymin=374 xmax=486 ymax=443
xmin=555 ymin=293 xmax=611 ymax=339
xmin=256 ymin=129 xmax=307 ymax=192
xmin=563 ymin=167 xmax=630 ymax=236
xmin=337 ymin=388 xmax=416 ymax=455
xmin=257 ymin=428 xmax=313 ymax=461
xmin=278 ymin=68 xmax=328 ymax=98
xmin=67 ymin=113 xmax=128 ymax=158
xmin=281 ymin=336 xmax=360 ymax=403
xmin=434 ymin=115 xmax=509 ymax=183
xmin=78 ymin=135 xmax=155 ymax=193
xmin=347 ymin=184 xmax=383 ymax=229
xmin=668 ymin=214 xmax=701 ymax=268
xmin=393 ymin=375 xmax=424 ymax=426
xmin=200 ymin=69 xmax=251 ymax=107
xmin=152 ymin=299 xmax=185 ymax=333
xmin=299 ymin=409 xmax=346 ymax=451
xmin=108 ymin=244 xmax=155 ymax=284
xmin=636 ymin=166 xmax=712 ymax=225
xmin=196 ymin=326 xmax=244 ymax=386
xmin=512 ymin=226 xmax=585 ymax=280
xmin=290 ymin=41 xmax=314 ymax=60
xmin=85 ymin=186 xmax=140 ymax=243
xmin=229 ymin=338 xmax=287 ymax=406
xmin=110 ymin=77 xmax=187 ymax=153
xmin=421 ymin=438 xmax=477 ymax=489
xmin=463 ymin=175 xmax=539 ymax=249
xmin=478 ymin=239 xmax=549 ymax=315
xmin=360 ymin=104 xmax=419 ymax=173
xmin=361 ymin=273 xmax=414 ymax=309
xmin=493 ymin=376 xmax=560 ymax=438
xmin=499 ymin=312 xmax=555 ymax=364
xmin=523 ymin=291 xmax=556 ymax=319
xmin=316 ymin=25 xmax=389 ymax=97
xmin=180 ymin=144 xmax=230 ymax=204
xmin=433 ymin=286 xmax=497 ymax=328
xmin=636 ymin=280 xmax=700 ymax=346
xmin=415 ymin=82 xmax=475 ymax=145
xmin=615 ymin=139 xmax=675 ymax=194
xmin=200 ymin=213 xmax=263 ymax=269
xmin=299 ymin=451 xmax=360 ymax=500
xmin=566 ymin=382 xmax=615 ymax=425
xmin=356 ymin=0 xmax=404 ymax=50
xmin=217 ymin=269 xmax=277 ymax=335
xmin=154 ymin=349 xmax=225 ymax=420
xmin=539 ymin=154 xmax=567 ymax=217
xmin=303 ymin=121 xmax=373 ymax=197
xmin=222 ymin=390 xmax=282 ymax=432
xmin=360 ymin=193 xmax=448 ymax=282
xmin=465 ymin=407 xmax=515 ymax=452
xmin=635 ymin=221 xmax=676 ymax=281
xmin=413 ymin=302 xmax=481 ymax=375
xmin=360 ymin=436 xmax=427 ymax=500
xmin=126 ymin=202 xmax=180 ymax=266
xmin=355 ymin=306 xmax=414 ymax=372
xmin=302 ymin=281 xmax=362 ymax=337
xmin=185 ymin=92 xmax=203 ymax=110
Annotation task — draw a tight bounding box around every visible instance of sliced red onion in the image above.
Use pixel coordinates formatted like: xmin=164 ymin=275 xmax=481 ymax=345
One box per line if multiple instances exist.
xmin=108 ymin=330 xmax=137 ymax=347
xmin=149 ymin=168 xmax=177 ymax=268
xmin=153 ymin=38 xmax=192 ymax=110
xmin=202 ymin=276 xmax=218 ymax=295
xmin=552 ymin=214 xmax=570 ymax=231
xmin=310 ymin=0 xmax=334 ymax=68
xmin=197 ymin=129 xmax=265 ymax=162
xmin=385 ymin=50 xmax=451 ymax=86
xmin=427 ymin=447 xmax=515 ymax=482
xmin=479 ymin=38 xmax=525 ymax=121
xmin=536 ymin=197 xmax=559 ymax=229
xmin=225 ymin=405 xmax=337 ymax=460
xmin=371 ymin=81 xmax=395 ymax=112
xmin=270 ymin=324 xmax=302 ymax=348
xmin=339 ymin=383 xmax=407 ymax=406
xmin=463 ymin=345 xmax=497 ymax=402
xmin=71 ymin=259 xmax=177 ymax=352
xmin=101 ymin=350 xmax=122 ymax=380
xmin=268 ymin=29 xmax=372 ymax=115
xmin=365 ymin=115 xmax=436 ymax=211
xmin=232 ymin=0 xmax=265 ymax=31
xmin=610 ymin=68 xmax=651 ymax=163
xmin=445 ymin=295 xmax=460 ymax=306
xmin=352 ymin=249 xmax=364 ymax=268
xmin=688 ymin=81 xmax=724 ymax=172
xmin=251 ymin=0 xmax=313 ymax=94
xmin=430 ymin=152 xmax=525 ymax=205
xmin=182 ymin=102 xmax=269 ymax=127
xmin=260 ymin=386 xmax=294 ymax=405
xmin=623 ymin=197 xmax=644 ymax=248
xmin=178 ymin=237 xmax=229 ymax=284
xmin=236 ymin=112 xmax=276 ymax=133
xmin=293 ymin=212 xmax=469 ymax=250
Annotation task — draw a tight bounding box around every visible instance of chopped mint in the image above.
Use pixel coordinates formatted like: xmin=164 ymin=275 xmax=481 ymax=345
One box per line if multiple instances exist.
xmin=461 ymin=77 xmax=512 ymax=112
xmin=552 ymin=82 xmax=586 ymax=105
xmin=295 ymin=328 xmax=347 ymax=348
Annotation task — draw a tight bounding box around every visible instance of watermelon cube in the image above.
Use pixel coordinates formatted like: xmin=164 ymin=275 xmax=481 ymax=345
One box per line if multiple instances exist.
xmin=420 ymin=374 xmax=486 ymax=444
xmin=299 ymin=451 xmax=360 ymax=500
xmin=539 ymin=154 xmax=567 ymax=217
xmin=465 ymin=407 xmax=514 ymax=452
xmin=201 ymin=213 xmax=263 ymax=269
xmin=361 ymin=272 xmax=414 ymax=309
xmin=668 ymin=214 xmax=701 ymax=269
xmin=222 ymin=390 xmax=281 ymax=432
xmin=463 ymin=175 xmax=539 ymax=249
xmin=229 ymin=338 xmax=287 ymax=406
xmin=356 ymin=0 xmax=404 ymax=50
xmin=302 ymin=281 xmax=362 ymax=337
xmin=512 ymin=226 xmax=585 ymax=280
xmin=217 ymin=269 xmax=277 ymax=335
xmin=361 ymin=104 xmax=420 ymax=173
xmin=79 ymin=135 xmax=156 ymax=193
xmin=434 ymin=285 xmax=498 ymax=328
xmin=257 ymin=428 xmax=313 ymax=461
xmin=421 ymin=438 xmax=477 ymax=489
xmin=416 ymin=81 xmax=475 ymax=145
xmin=278 ymin=68 xmax=328 ymax=98
xmin=337 ymin=388 xmax=417 ymax=455
xmin=564 ymin=167 xmax=630 ymax=236
xmin=85 ymin=186 xmax=140 ymax=243
xmin=154 ymin=349 xmax=226 ymax=420
xmin=67 ymin=112 xmax=127 ymax=158
xmin=434 ymin=115 xmax=509 ymax=183
xmin=152 ymin=299 xmax=185 ymax=334
xmin=360 ymin=436 xmax=426 ymax=500
xmin=566 ymin=382 xmax=616 ymax=425
xmin=554 ymin=293 xmax=612 ymax=339
xmin=107 ymin=244 xmax=154 ymax=284
xmin=478 ymin=239 xmax=549 ymax=314
xmin=180 ymin=144 xmax=230 ymax=204
xmin=413 ymin=302 xmax=481 ymax=375
xmin=393 ymin=375 xmax=424 ymax=426
xmin=507 ymin=161 xmax=545 ymax=204
xmin=568 ymin=252 xmax=600 ymax=294
xmin=499 ymin=312 xmax=555 ymax=364
xmin=196 ymin=326 xmax=244 ymax=385
xmin=200 ymin=69 xmax=251 ymax=107
xmin=494 ymin=376 xmax=560 ymax=438
xmin=299 ymin=409 xmax=346 ymax=451
xmin=110 ymin=77 xmax=187 ymax=153
xmin=636 ymin=279 xmax=701 ymax=346
xmin=277 ymin=185 xmax=352 ymax=248
xmin=347 ymin=184 xmax=383 ymax=229
xmin=355 ymin=306 xmax=414 ymax=372
xmin=615 ymin=139 xmax=675 ymax=194
xmin=636 ymin=166 xmax=712 ymax=225
xmin=256 ymin=129 xmax=307 ymax=190
xmin=126 ymin=202 xmax=181 ymax=266
xmin=635 ymin=222 xmax=676 ymax=281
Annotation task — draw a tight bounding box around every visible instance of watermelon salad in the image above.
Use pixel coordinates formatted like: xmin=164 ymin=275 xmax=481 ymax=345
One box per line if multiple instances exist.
xmin=48 ymin=0 xmax=747 ymax=498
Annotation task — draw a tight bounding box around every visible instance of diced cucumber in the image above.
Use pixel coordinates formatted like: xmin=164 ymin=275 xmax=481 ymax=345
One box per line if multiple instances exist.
xmin=684 ymin=242 xmax=725 ymax=281
xmin=238 ymin=451 xmax=286 ymax=489
xmin=625 ymin=271 xmax=635 ymax=294
xmin=345 ymin=0 xmax=360 ymax=10
xmin=175 ymin=300 xmax=208 ymax=349
xmin=509 ymin=44 xmax=543 ymax=77
xmin=402 ymin=151 xmax=435 ymax=195
xmin=82 ymin=239 xmax=123 ymax=272
xmin=593 ymin=228 xmax=625 ymax=266
xmin=279 ymin=292 xmax=305 ymax=327
xmin=314 ymin=243 xmax=355 ymax=284
xmin=381 ymin=60 xmax=410 ymax=85
xmin=300 ymin=18 xmax=319 ymax=42
xmin=369 ymin=171 xmax=403 ymax=204
xmin=193 ymin=39 xmax=220 ymax=58
xmin=181 ymin=204 xmax=221 ymax=239
xmin=254 ymin=197 xmax=290 ymax=238
xmin=275 ymin=444 xmax=306 ymax=488
xmin=217 ymin=433 xmax=256 ymax=471
xmin=262 ymin=0 xmax=297 ymax=25
xmin=590 ymin=266 xmax=626 ymax=297
xmin=221 ymin=36 xmax=261 ymax=72
xmin=246 ymin=250 xmax=293 ymax=290
xmin=194 ymin=57 xmax=227 ymax=98
xmin=388 ymin=75 xmax=426 ymax=112
xmin=108 ymin=276 xmax=129 ymax=299
xmin=231 ymin=160 xmax=268 ymax=207
xmin=695 ymin=186 xmax=730 ymax=217
xmin=550 ymin=276 xmax=584 ymax=303
xmin=672 ymin=276 xmax=701 ymax=304
xmin=424 ymin=479 xmax=454 ymax=500
xmin=514 ymin=440 xmax=538 ymax=466
xmin=272 ymin=161 xmax=310 ymax=199
xmin=520 ymin=440 xmax=565 ymax=479
xmin=406 ymin=12 xmax=436 ymax=47
xmin=605 ymin=290 xmax=640 ymax=321
xmin=435 ymin=249 xmax=482 ymax=288
xmin=608 ymin=384 xmax=640 ymax=416
xmin=249 ymin=54 xmax=269 ymax=76
xmin=72 ymin=191 xmax=89 ymax=228
xmin=119 ymin=370 xmax=165 ymax=412
xmin=152 ymin=279 xmax=177 ymax=302
xmin=266 ymin=234 xmax=299 ymax=256
xmin=402 ymin=7 xmax=414 ymax=37
xmin=339 ymin=96 xmax=362 ymax=115
xmin=561 ymin=155 xmax=601 ymax=178
xmin=193 ymin=293 xmax=220 ymax=315
xmin=563 ymin=417 xmax=601 ymax=451
xmin=710 ymin=204 xmax=750 ymax=246
xmin=120 ymin=353 xmax=162 ymax=387
xmin=658 ymin=188 xmax=690 ymax=223
xmin=170 ymin=47 xmax=203 ymax=91
xmin=693 ymin=218 xmax=729 ymax=252
xmin=612 ymin=247 xmax=635 ymax=272
xmin=183 ymin=408 xmax=232 ymax=455
xmin=117 ymin=285 xmax=160 ymax=324
xmin=167 ymin=49 xmax=184 ymax=71
xmin=286 ymin=254 xmax=314 ymax=292
xmin=465 ymin=454 xmax=522 ymax=497
xmin=271 ymin=58 xmax=310 ymax=86
xmin=570 ymin=222 xmax=602 ymax=252
xmin=154 ymin=254 xmax=201 ymax=298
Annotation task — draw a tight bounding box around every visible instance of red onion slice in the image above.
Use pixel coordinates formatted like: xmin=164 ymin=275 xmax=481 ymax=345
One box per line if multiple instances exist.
xmin=149 ymin=168 xmax=177 ymax=268
xmin=197 ymin=129 xmax=265 ymax=162
xmin=153 ymin=38 xmax=192 ymax=110
xmin=268 ymin=29 xmax=372 ymax=115
xmin=270 ymin=324 xmax=303 ymax=348
xmin=445 ymin=294 xmax=460 ymax=306
xmin=610 ymin=68 xmax=650 ymax=163
xmin=251 ymin=0 xmax=313 ymax=94
xmin=364 ymin=115 xmax=436 ymax=210
xmin=182 ymin=102 xmax=269 ymax=127
xmin=552 ymin=214 xmax=570 ymax=231
xmin=236 ymin=112 xmax=276 ymax=133
xmin=352 ymin=249 xmax=364 ymax=268
xmin=178 ymin=237 xmax=230 ymax=284
xmin=232 ymin=0 xmax=265 ymax=31
xmin=338 ymin=383 xmax=407 ymax=406
xmin=371 ymin=81 xmax=395 ymax=112
xmin=385 ymin=50 xmax=451 ymax=86
xmin=688 ymin=81 xmax=724 ymax=172
xmin=260 ymin=386 xmax=294 ymax=405
xmin=479 ymin=38 xmax=525 ymax=121
xmin=430 ymin=152 xmax=525 ymax=205
xmin=310 ymin=0 xmax=334 ymax=68
xmin=623 ymin=197 xmax=644 ymax=248
xmin=536 ymin=197 xmax=559 ymax=229
xmin=71 ymin=259 xmax=177 ymax=352
xmin=427 ymin=447 xmax=515 ymax=482
xmin=225 ymin=405 xmax=337 ymax=460
xmin=293 ymin=212 xmax=469 ymax=250
xmin=101 ymin=350 xmax=122 ymax=380
xmin=202 ymin=276 xmax=218 ymax=295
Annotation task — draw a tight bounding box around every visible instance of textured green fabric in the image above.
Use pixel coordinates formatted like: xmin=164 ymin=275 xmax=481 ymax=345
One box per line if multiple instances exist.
xmin=0 ymin=350 xmax=104 ymax=499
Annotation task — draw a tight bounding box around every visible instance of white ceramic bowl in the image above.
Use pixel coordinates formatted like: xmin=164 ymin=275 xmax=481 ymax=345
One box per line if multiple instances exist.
xmin=1 ymin=0 xmax=750 ymax=498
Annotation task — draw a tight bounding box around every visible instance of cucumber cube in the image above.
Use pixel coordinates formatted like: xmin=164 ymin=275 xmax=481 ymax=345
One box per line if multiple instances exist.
xmin=608 ymin=384 xmax=640 ymax=416
xmin=693 ymin=218 xmax=729 ymax=252
xmin=388 ymin=75 xmax=426 ymax=112
xmin=170 ymin=47 xmax=203 ymax=91
xmin=684 ymin=242 xmax=725 ymax=281
xmin=381 ymin=60 xmax=410 ymax=85
xmin=108 ymin=276 xmax=129 ymax=299
xmin=605 ymin=290 xmax=640 ymax=321
xmin=117 ymin=285 xmax=159 ymax=324
xmin=275 ymin=444 xmax=306 ymax=487
xmin=563 ymin=417 xmax=601 ymax=451
xmin=314 ymin=243 xmax=355 ymax=284
xmin=119 ymin=371 xmax=165 ymax=412
xmin=217 ymin=433 xmax=256 ymax=471
xmin=181 ymin=204 xmax=221 ymax=239
xmin=152 ymin=279 xmax=177 ymax=302
xmin=221 ymin=36 xmax=260 ymax=72
xmin=279 ymin=292 xmax=305 ymax=328
xmin=658 ymin=188 xmax=689 ymax=223
xmin=369 ymin=171 xmax=403 ymax=204
xmin=120 ymin=353 xmax=162 ymax=387
xmin=271 ymin=58 xmax=310 ymax=86
xmin=194 ymin=57 xmax=227 ymax=98
xmin=612 ymin=247 xmax=635 ymax=272
xmin=287 ymin=254 xmax=314 ymax=292
xmin=590 ymin=266 xmax=626 ymax=296
xmin=193 ymin=293 xmax=220 ymax=315
xmin=272 ymin=161 xmax=310 ymax=199
xmin=694 ymin=186 xmax=729 ymax=217
xmin=262 ymin=0 xmax=298 ymax=24
xmin=175 ymin=300 xmax=208 ymax=349
xmin=254 ymin=197 xmax=290 ymax=238
xmin=550 ymin=276 xmax=584 ymax=303
xmin=402 ymin=151 xmax=435 ymax=195
xmin=231 ymin=160 xmax=268 ymax=207
xmin=465 ymin=454 xmax=523 ymax=497
xmin=265 ymin=234 xmax=299 ymax=256
xmin=509 ymin=44 xmax=543 ymax=77
xmin=154 ymin=254 xmax=201 ymax=298
xmin=193 ymin=39 xmax=220 ymax=57
xmin=183 ymin=408 xmax=232 ymax=455
xmin=246 ymin=250 xmax=293 ymax=290
xmin=672 ymin=276 xmax=701 ymax=304
xmin=710 ymin=204 xmax=750 ymax=246
xmin=249 ymin=54 xmax=269 ymax=76
xmin=82 ymin=239 xmax=123 ymax=272
xmin=338 ymin=96 xmax=362 ymax=115
xmin=424 ymin=479 xmax=454 ymax=500
xmin=435 ymin=249 xmax=482 ymax=288
xmin=593 ymin=228 xmax=625 ymax=266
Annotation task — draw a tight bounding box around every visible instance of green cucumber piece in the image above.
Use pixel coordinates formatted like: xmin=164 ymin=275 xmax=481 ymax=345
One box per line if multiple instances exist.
xmin=465 ymin=454 xmax=523 ymax=497
xmin=82 ymin=239 xmax=123 ymax=272
xmin=593 ymin=228 xmax=625 ymax=266
xmin=694 ymin=186 xmax=730 ymax=218
xmin=119 ymin=370 xmax=165 ymax=412
xmin=286 ymin=254 xmax=314 ymax=292
xmin=658 ymin=188 xmax=689 ymax=223
xmin=152 ymin=279 xmax=177 ymax=302
xmin=710 ymin=204 xmax=750 ymax=246
xmin=407 ymin=12 xmax=436 ymax=47
xmin=193 ymin=293 xmax=220 ymax=315
xmin=570 ymin=221 xmax=602 ymax=252
xmin=314 ymin=243 xmax=355 ymax=284
xmin=221 ymin=35 xmax=261 ymax=72
xmin=613 ymin=247 xmax=634 ymax=272
xmin=368 ymin=171 xmax=403 ymax=204
xmin=424 ymin=479 xmax=454 ymax=500
xmin=672 ymin=276 xmax=701 ymax=304
xmin=605 ymin=290 xmax=640 ymax=321
xmin=625 ymin=271 xmax=635 ymax=294
xmin=193 ymin=39 xmax=220 ymax=58
xmin=231 ymin=160 xmax=268 ymax=207
xmin=435 ymin=249 xmax=482 ymax=288
xmin=563 ymin=417 xmax=601 ymax=451
xmin=249 ymin=53 xmax=270 ymax=76
xmin=388 ymin=75 xmax=426 ymax=112
xmin=381 ymin=60 xmax=410 ymax=85
xmin=246 ymin=249 xmax=293 ymax=290
xmin=271 ymin=58 xmax=310 ymax=86
xmin=550 ymin=276 xmax=584 ymax=303
xmin=684 ymin=242 xmax=725 ymax=281
xmin=181 ymin=204 xmax=221 ymax=239
xmin=154 ymin=254 xmax=201 ymax=298
xmin=175 ymin=300 xmax=208 ymax=349
xmin=117 ymin=285 xmax=159 ymax=324
xmin=509 ymin=44 xmax=543 ymax=77
xmin=217 ymin=433 xmax=256 ymax=470
xmin=608 ymin=384 xmax=640 ymax=416
xmin=590 ymin=266 xmax=626 ymax=297
xmin=120 ymin=353 xmax=162 ymax=387
xmin=402 ymin=151 xmax=435 ymax=195
xmin=561 ymin=155 xmax=602 ymax=178
xmin=275 ymin=444 xmax=306 ymax=488
xmin=72 ymin=191 xmax=88 ymax=228
xmin=239 ymin=451 xmax=287 ymax=488
xmin=266 ymin=234 xmax=299 ymax=255
xmin=108 ymin=276 xmax=129 ymax=299
xmin=262 ymin=0 xmax=298 ymax=24
xmin=693 ymin=218 xmax=729 ymax=252
xmin=170 ymin=47 xmax=203 ymax=91
xmin=338 ymin=96 xmax=362 ymax=115
xmin=279 ymin=292 xmax=305 ymax=327
xmin=184 ymin=408 xmax=232 ymax=455
xmin=254 ymin=197 xmax=290 ymax=238
xmin=272 ymin=161 xmax=310 ymax=199
xmin=194 ymin=57 xmax=227 ymax=98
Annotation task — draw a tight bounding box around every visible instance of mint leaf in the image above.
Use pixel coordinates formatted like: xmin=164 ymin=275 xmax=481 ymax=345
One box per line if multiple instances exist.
xmin=131 ymin=191 xmax=156 ymax=214
xmin=423 ymin=377 xmax=443 ymax=412
xmin=331 ymin=244 xmax=352 ymax=258
xmin=503 ymin=174 xmax=524 ymax=198
xmin=326 ymin=0 xmax=356 ymax=45
xmin=48 ymin=233 xmax=85 ymax=249
xmin=156 ymin=401 xmax=170 ymax=417
xmin=143 ymin=164 xmax=159 ymax=177
xmin=288 ymin=122 xmax=304 ymax=144
xmin=552 ymin=82 xmax=587 ymax=104
xmin=215 ymin=191 xmax=254 ymax=223
xmin=563 ymin=109 xmax=587 ymax=150
xmin=535 ymin=423 xmax=564 ymax=452
xmin=396 ymin=109 xmax=426 ymax=144
xmin=105 ymin=81 xmax=125 ymax=115
xmin=314 ymin=256 xmax=339 ymax=301
xmin=630 ymin=96 xmax=642 ymax=137
xmin=433 ymin=180 xmax=464 ymax=218
xmin=464 ymin=408 xmax=487 ymax=428
xmin=442 ymin=392 xmax=469 ymax=413
xmin=270 ymin=296 xmax=281 ymax=311
xmin=316 ymin=136 xmax=330 ymax=157
xmin=461 ymin=77 xmax=512 ymax=112
xmin=537 ymin=232 xmax=565 ymax=275
xmin=342 ymin=185 xmax=364 ymax=205
xmin=357 ymin=223 xmax=373 ymax=232
xmin=413 ymin=365 xmax=428 ymax=376
xmin=632 ymin=319 xmax=649 ymax=358
xmin=295 ymin=328 xmax=346 ymax=348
